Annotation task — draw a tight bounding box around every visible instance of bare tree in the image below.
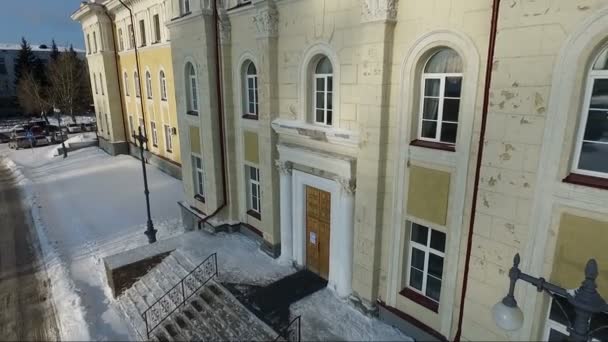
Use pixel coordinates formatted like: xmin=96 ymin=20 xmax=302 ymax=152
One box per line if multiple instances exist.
xmin=17 ymin=70 xmax=50 ymax=116
xmin=48 ymin=52 xmax=90 ymax=123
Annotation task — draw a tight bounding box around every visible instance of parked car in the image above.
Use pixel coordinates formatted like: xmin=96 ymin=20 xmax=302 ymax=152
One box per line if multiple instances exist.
xmin=67 ymin=123 xmax=82 ymax=133
xmin=30 ymin=126 xmax=49 ymax=146
xmin=0 ymin=132 xmax=9 ymax=143
xmin=45 ymin=125 xmax=66 ymax=143
xmin=82 ymin=122 xmax=97 ymax=132
xmin=8 ymin=136 xmax=31 ymax=149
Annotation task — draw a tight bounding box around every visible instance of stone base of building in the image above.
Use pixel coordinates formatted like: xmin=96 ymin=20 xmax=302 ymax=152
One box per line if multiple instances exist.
xmin=178 ymin=201 xmax=280 ymax=259
xmin=128 ymin=143 xmax=182 ymax=180
xmin=98 ymin=137 xmax=129 ymax=156
xmin=376 ymin=300 xmax=445 ymax=342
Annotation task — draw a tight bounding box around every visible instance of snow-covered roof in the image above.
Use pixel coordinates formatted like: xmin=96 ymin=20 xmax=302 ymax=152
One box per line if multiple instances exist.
xmin=0 ymin=43 xmax=85 ymax=53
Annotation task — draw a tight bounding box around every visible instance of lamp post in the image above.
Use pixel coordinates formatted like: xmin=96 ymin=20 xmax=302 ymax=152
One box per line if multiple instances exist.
xmin=493 ymin=253 xmax=608 ymax=341
xmin=133 ymin=126 xmax=157 ymax=243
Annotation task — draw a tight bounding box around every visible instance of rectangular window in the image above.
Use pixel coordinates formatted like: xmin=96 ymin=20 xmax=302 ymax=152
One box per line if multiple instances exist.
xmin=151 ymin=121 xmax=158 ymax=147
xmin=128 ymin=115 xmax=134 ymax=138
xmin=128 ymin=24 xmax=135 ymax=49
xmin=192 ymin=154 xmax=204 ymax=198
xmin=139 ymin=118 xmax=145 ymax=138
xmin=105 ymin=114 xmax=109 ymax=133
xmin=246 ymin=74 xmax=258 ymax=116
xmin=314 ymin=74 xmax=333 ymax=126
xmin=153 ymin=14 xmax=161 ymax=43
xmin=181 ymin=0 xmax=191 ymax=15
xmin=93 ymin=74 xmax=98 ymax=94
xmin=100 ymin=74 xmax=104 ymax=95
xmin=402 ymin=223 xmax=445 ymax=309
xmin=86 ymin=34 xmax=91 ymax=54
xmin=164 ymin=125 xmax=172 ymax=152
xmin=118 ymin=28 xmax=124 ymax=51
xmin=543 ymin=295 xmax=607 ymax=341
xmin=93 ymin=31 xmax=98 ymax=53
xmin=139 ymin=20 xmax=146 ymax=47
xmin=419 ymin=75 xmax=462 ymax=145
xmin=247 ymin=166 xmax=261 ymax=215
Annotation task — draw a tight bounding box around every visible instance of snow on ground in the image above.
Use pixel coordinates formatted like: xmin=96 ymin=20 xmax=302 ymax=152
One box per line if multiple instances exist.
xmin=49 ymin=132 xmax=98 ymax=157
xmin=0 ymin=144 xmax=184 ymax=341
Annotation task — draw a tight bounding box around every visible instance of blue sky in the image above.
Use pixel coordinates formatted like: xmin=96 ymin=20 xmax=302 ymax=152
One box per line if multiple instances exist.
xmin=0 ymin=0 xmax=84 ymax=49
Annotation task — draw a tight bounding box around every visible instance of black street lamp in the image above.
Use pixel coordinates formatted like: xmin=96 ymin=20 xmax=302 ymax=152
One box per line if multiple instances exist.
xmin=493 ymin=253 xmax=608 ymax=341
xmin=133 ymin=126 xmax=157 ymax=244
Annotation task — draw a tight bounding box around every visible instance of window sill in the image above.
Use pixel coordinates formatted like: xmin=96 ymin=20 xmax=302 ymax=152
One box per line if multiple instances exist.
xmin=247 ymin=210 xmax=261 ymax=220
xmin=410 ymin=139 xmax=455 ymax=152
xmin=242 ymin=114 xmax=258 ymax=120
xmin=161 ymin=98 xmax=167 ymax=102
xmin=186 ymin=111 xmax=199 ymax=116
xmin=563 ymin=173 xmax=608 ymax=190
xmin=166 ymin=149 xmax=173 ymax=154
xmin=153 ymin=144 xmax=158 ymax=148
xmin=399 ymin=287 xmax=439 ymax=313
xmin=194 ymin=194 xmax=205 ymax=203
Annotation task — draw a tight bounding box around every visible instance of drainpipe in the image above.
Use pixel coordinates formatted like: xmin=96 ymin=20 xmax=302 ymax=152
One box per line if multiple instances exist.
xmin=102 ymin=6 xmax=129 ymax=145
xmin=454 ymin=0 xmax=501 ymax=340
xmin=198 ymin=0 xmax=228 ymax=229
xmin=118 ymin=0 xmax=148 ymax=149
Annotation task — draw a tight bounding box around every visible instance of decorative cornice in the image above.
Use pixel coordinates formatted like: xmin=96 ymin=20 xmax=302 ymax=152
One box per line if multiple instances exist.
xmin=275 ymin=160 xmax=293 ymax=175
xmin=360 ymin=0 xmax=398 ymax=23
xmin=334 ymin=176 xmax=356 ymax=195
xmin=253 ymin=5 xmax=278 ymax=38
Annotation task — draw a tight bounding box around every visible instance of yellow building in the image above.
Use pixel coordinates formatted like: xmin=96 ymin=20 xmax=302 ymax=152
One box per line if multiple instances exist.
xmin=72 ymin=0 xmax=181 ymax=178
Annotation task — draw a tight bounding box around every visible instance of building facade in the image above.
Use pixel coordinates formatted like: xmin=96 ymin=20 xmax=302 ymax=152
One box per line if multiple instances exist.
xmin=75 ymin=0 xmax=608 ymax=340
xmin=72 ymin=0 xmax=182 ymax=178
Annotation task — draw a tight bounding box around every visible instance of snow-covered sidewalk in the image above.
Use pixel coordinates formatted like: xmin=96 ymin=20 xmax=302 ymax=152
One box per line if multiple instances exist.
xmin=1 ymin=145 xmax=185 ymax=340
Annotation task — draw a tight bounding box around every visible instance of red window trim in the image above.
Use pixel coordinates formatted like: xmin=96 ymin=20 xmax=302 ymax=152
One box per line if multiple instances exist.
xmin=410 ymin=139 xmax=456 ymax=152
xmin=399 ymin=287 xmax=439 ymax=313
xmin=563 ymin=173 xmax=608 ymax=191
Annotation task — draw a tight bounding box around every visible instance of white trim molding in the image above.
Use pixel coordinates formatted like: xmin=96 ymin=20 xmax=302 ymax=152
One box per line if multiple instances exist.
xmin=271 ymin=118 xmax=359 ymax=148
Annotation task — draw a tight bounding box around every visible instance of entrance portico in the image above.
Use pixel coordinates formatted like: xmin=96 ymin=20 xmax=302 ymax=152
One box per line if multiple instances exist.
xmin=276 ymin=143 xmax=356 ymax=298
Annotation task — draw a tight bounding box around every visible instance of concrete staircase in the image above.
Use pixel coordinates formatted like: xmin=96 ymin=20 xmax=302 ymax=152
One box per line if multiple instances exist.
xmin=116 ymin=250 xmax=278 ymax=341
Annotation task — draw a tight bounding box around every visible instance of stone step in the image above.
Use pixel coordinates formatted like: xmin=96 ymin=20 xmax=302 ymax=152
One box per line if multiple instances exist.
xmin=186 ymin=296 xmax=234 ymax=341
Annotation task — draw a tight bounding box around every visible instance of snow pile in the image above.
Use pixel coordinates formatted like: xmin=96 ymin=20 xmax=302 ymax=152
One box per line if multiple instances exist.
xmin=1 ymin=158 xmax=91 ymax=341
xmin=49 ymin=132 xmax=98 ymax=157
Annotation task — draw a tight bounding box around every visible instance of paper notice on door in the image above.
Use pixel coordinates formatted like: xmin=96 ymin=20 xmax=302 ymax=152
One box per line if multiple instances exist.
xmin=310 ymin=231 xmax=317 ymax=245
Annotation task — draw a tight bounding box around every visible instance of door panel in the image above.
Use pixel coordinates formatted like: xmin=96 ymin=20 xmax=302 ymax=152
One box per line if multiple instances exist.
xmin=305 ymin=186 xmax=330 ymax=280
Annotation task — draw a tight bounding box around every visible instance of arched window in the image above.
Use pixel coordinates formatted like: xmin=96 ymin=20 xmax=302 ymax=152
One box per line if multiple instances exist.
xmin=123 ymin=72 xmax=129 ymax=96
xmin=185 ymin=62 xmax=198 ymax=115
xmin=160 ymin=70 xmax=167 ymax=101
xmin=244 ymin=61 xmax=258 ymax=118
xmin=573 ymin=47 xmax=608 ymax=177
xmin=145 ymin=71 xmax=153 ymax=99
xmin=314 ymin=56 xmax=333 ymax=126
xmin=418 ymin=48 xmax=463 ymax=145
xmin=134 ymin=71 xmax=141 ymax=98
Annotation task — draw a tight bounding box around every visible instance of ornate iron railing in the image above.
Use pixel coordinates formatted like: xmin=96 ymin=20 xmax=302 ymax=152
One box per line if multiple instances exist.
xmin=141 ymin=253 xmax=218 ymax=339
xmin=274 ymin=316 xmax=301 ymax=342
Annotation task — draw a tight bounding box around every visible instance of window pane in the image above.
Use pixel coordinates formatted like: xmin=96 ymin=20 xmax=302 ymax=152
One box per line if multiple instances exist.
xmin=316 ymin=92 xmax=325 ymax=109
xmin=249 ymin=103 xmax=255 ymax=114
xmin=590 ymin=79 xmax=608 ymax=109
xmin=252 ymin=185 xmax=258 ymax=197
xmin=445 ymin=77 xmax=462 ymax=97
xmin=411 ymin=223 xmax=428 ymax=245
xmin=410 ymin=248 xmax=425 ymax=270
xmin=423 ymin=98 xmax=439 ymax=120
xmin=248 ymin=89 xmax=255 ymax=102
xmin=430 ymin=230 xmax=446 ymax=252
xmin=443 ymin=98 xmax=460 ymax=122
xmin=425 ymin=49 xmax=463 ymax=73
xmin=249 ymin=167 xmax=256 ymax=180
xmin=196 ymin=157 xmax=201 ymax=168
xmin=421 ymin=120 xmax=437 ymax=139
xmin=583 ymin=110 xmax=608 ymax=142
xmin=548 ymin=329 xmax=569 ymax=342
xmin=316 ymin=109 xmax=324 ymax=123
xmin=327 ymin=110 xmax=332 ymax=126
xmin=428 ymin=254 xmax=444 ymax=279
xmin=440 ymin=122 xmax=458 ymax=144
xmin=327 ymin=76 xmax=333 ymax=92
xmin=248 ymin=78 xmax=254 ymax=89
xmin=426 ymin=276 xmax=442 ymax=302
xmin=424 ymin=79 xmax=440 ymax=96
xmin=327 ymin=92 xmax=333 ymax=110
xmin=409 ymin=268 xmax=423 ymax=291
xmin=316 ymin=78 xmax=325 ymax=91
xmin=578 ymin=141 xmax=608 ymax=174
xmin=316 ymin=57 xmax=333 ymax=74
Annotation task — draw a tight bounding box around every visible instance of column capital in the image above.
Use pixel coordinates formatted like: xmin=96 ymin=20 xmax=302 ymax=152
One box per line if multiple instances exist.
xmin=218 ymin=10 xmax=231 ymax=44
xmin=360 ymin=0 xmax=398 ymax=23
xmin=275 ymin=159 xmax=292 ymax=175
xmin=334 ymin=176 xmax=356 ymax=195
xmin=253 ymin=2 xmax=278 ymax=38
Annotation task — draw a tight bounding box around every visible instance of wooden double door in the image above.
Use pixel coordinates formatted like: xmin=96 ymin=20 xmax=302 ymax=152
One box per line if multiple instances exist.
xmin=305 ymin=186 xmax=331 ymax=280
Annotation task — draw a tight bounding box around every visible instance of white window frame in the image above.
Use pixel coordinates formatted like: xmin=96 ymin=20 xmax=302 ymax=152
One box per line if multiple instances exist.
xmin=151 ymin=121 xmax=158 ymax=147
xmin=245 ymin=63 xmax=258 ymax=117
xmin=572 ymin=70 xmax=608 ymax=178
xmin=192 ymin=154 xmax=204 ymax=197
xmin=153 ymin=14 xmax=161 ymax=43
xmin=118 ymin=28 xmax=124 ymax=51
xmin=186 ymin=63 xmax=198 ymax=114
xmin=128 ymin=24 xmax=135 ymax=49
xmin=542 ymin=296 xmax=602 ymax=341
xmin=139 ymin=19 xmax=146 ymax=47
xmin=417 ymin=72 xmax=462 ymax=145
xmin=145 ymin=71 xmax=153 ymax=99
xmin=313 ymin=69 xmax=333 ymax=126
xmin=134 ymin=71 xmax=141 ymax=98
xmin=123 ymin=72 xmax=130 ymax=96
xmin=160 ymin=70 xmax=167 ymax=101
xmin=181 ymin=0 xmax=190 ymax=15
xmin=247 ymin=166 xmax=261 ymax=214
xmin=164 ymin=124 xmax=172 ymax=152
xmin=405 ymin=223 xmax=445 ymax=304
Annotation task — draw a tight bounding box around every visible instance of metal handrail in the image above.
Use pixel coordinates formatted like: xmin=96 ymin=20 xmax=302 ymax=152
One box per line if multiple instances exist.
xmin=274 ymin=315 xmax=301 ymax=342
xmin=141 ymin=252 xmax=218 ymax=339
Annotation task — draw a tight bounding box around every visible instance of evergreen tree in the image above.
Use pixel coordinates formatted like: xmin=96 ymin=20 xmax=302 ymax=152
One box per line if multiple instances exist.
xmin=14 ymin=37 xmax=36 ymax=88
xmin=50 ymin=39 xmax=60 ymax=61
